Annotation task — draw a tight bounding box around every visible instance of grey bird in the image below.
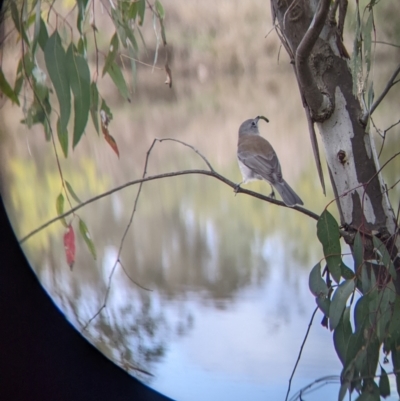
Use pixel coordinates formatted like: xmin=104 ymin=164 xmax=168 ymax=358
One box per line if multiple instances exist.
xmin=236 ymin=116 xmax=303 ymax=207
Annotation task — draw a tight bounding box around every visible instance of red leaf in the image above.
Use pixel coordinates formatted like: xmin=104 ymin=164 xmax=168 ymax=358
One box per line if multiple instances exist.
xmin=104 ymin=132 xmax=120 ymax=157
xmin=100 ymin=109 xmax=119 ymax=157
xmin=64 ymin=225 xmax=76 ymax=270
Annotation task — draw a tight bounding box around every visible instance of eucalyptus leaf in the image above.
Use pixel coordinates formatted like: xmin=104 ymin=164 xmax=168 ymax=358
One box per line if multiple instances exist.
xmin=66 ymin=44 xmax=90 ymax=148
xmin=79 ymin=218 xmax=97 ymax=260
xmin=330 ymin=279 xmax=355 ymax=331
xmin=44 ymin=32 xmax=71 ymax=137
xmin=317 ymin=210 xmax=342 ymax=283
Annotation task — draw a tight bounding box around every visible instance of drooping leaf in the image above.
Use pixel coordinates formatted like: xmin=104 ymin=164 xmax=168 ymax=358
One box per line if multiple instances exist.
xmin=354 ymin=295 xmax=369 ymax=333
xmin=316 ymin=296 xmax=330 ymax=316
xmin=0 ymin=68 xmax=20 ymax=105
xmin=309 ymin=262 xmax=329 ymax=297
xmin=90 ymin=82 xmax=100 ymax=134
xmin=354 ymin=232 xmax=364 ymax=272
xmin=56 ymin=193 xmax=68 ymax=227
xmin=363 ymin=11 xmax=374 ymax=79
xmin=334 ymin=307 xmax=352 ymax=366
xmin=379 ymin=365 xmax=390 ymax=398
xmin=392 ymin=341 xmax=400 ymax=398
xmin=37 ymin=17 xmax=48 ymax=50
xmin=65 ymin=43 xmax=90 ymax=148
xmin=330 ymin=279 xmax=355 ymax=331
xmin=107 ymin=61 xmax=130 ymax=101
xmin=64 ymin=225 xmax=76 ymax=269
xmin=104 ymin=131 xmax=120 ymax=157
xmin=388 ymin=296 xmax=400 ymax=341
xmin=10 ymin=2 xmax=30 ymax=45
xmin=76 ymin=0 xmax=89 ymax=34
xmin=44 ymin=31 xmax=71 ymax=138
xmin=338 ymin=382 xmax=349 ymax=401
xmin=65 ymin=181 xmax=82 ymax=204
xmin=137 ymin=0 xmax=146 ymax=25
xmin=372 ymin=236 xmax=397 ymax=279
xmin=31 ymin=0 xmax=42 ymax=54
xmin=341 ymin=262 xmax=355 ymax=280
xmin=155 ymin=0 xmax=165 ymax=19
xmin=100 ymin=98 xmax=113 ymax=120
xmin=317 ymin=210 xmax=342 ymax=283
xmin=57 ymin=117 xmax=68 ymax=158
xmin=102 ymin=32 xmax=119 ymax=76
xmin=78 ymin=218 xmax=97 ymax=260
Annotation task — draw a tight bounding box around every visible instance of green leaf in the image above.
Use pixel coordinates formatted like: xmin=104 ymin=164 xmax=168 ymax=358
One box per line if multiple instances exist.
xmin=341 ymin=262 xmax=355 ymax=280
xmin=102 ymin=32 xmax=119 ymax=76
xmin=0 ymin=68 xmax=20 ymax=105
xmin=79 ymin=218 xmax=97 ymax=260
xmin=361 ymin=263 xmax=371 ymax=294
xmin=354 ymin=232 xmax=364 ymax=272
xmin=338 ymin=382 xmax=349 ymax=401
xmin=77 ymin=0 xmax=89 ymax=34
xmin=90 ymin=82 xmax=100 ymax=134
xmin=330 ymin=279 xmax=355 ymax=331
xmin=10 ymin=2 xmax=30 ymax=45
xmin=44 ymin=31 xmax=71 ymax=136
xmin=363 ymin=11 xmax=374 ymax=77
xmin=155 ymin=0 xmax=165 ymax=19
xmin=65 ymin=181 xmax=82 ymax=204
xmin=354 ymin=295 xmax=369 ymax=332
xmin=138 ymin=0 xmax=145 ymax=25
xmin=309 ymin=262 xmax=329 ymax=297
xmin=56 ymin=193 xmax=68 ymax=227
xmin=316 ymin=296 xmax=330 ymax=316
xmin=334 ymin=307 xmax=352 ymax=365
xmin=128 ymin=1 xmax=138 ymax=19
xmin=107 ymin=61 xmax=130 ymax=101
xmin=317 ymin=210 xmax=342 ymax=283
xmin=31 ymin=0 xmax=42 ymax=54
xmin=388 ymin=296 xmax=400 ymax=341
xmin=372 ymin=236 xmax=397 ymax=279
xmin=65 ymin=44 xmax=90 ymax=148
xmin=38 ymin=18 xmax=48 ymax=50
xmin=379 ymin=365 xmax=390 ymax=398
xmin=57 ymin=117 xmax=68 ymax=158
xmin=392 ymin=341 xmax=400 ymax=398
xmin=100 ymin=98 xmax=113 ymax=121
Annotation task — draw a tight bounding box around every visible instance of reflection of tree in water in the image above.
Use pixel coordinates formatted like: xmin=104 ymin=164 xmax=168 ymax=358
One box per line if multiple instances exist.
xmin=77 ymin=292 xmax=182 ymax=384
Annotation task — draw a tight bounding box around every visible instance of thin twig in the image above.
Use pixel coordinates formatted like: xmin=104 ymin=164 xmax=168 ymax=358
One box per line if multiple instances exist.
xmin=158 ymin=138 xmax=215 ymax=171
xmin=373 ymin=40 xmax=400 ymax=49
xmin=285 ymin=306 xmax=319 ymax=401
xmin=361 ymin=63 xmax=400 ymax=125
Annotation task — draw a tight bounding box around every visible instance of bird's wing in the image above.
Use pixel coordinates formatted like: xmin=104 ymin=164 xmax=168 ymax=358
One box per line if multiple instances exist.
xmin=238 ymin=136 xmax=283 ymax=183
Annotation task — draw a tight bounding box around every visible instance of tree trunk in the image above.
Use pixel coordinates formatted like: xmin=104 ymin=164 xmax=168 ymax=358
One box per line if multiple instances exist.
xmin=270 ymin=0 xmax=400 ymax=291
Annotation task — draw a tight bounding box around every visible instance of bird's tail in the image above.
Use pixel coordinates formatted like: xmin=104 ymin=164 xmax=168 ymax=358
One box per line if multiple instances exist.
xmin=273 ymin=180 xmax=303 ymax=207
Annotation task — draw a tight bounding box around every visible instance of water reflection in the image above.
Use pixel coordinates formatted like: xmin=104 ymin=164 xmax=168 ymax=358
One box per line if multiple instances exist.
xmin=1 ymin=10 xmax=400 ymax=399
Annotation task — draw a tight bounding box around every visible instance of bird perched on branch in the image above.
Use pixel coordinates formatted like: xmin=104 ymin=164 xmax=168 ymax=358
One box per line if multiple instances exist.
xmin=236 ymin=116 xmax=303 ymax=207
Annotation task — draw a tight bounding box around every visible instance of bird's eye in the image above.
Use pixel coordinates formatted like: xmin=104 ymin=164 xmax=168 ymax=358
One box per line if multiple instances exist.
xmin=251 ymin=121 xmax=256 ymax=127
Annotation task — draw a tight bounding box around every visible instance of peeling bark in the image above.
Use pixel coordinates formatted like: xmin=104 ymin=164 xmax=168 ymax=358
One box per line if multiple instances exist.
xmin=270 ymin=0 xmax=400 ymax=291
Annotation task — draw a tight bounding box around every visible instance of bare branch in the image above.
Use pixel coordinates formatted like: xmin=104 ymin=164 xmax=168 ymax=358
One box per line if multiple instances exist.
xmin=285 ymin=306 xmax=319 ymax=401
xmin=361 ymin=63 xmax=400 ymax=125
xmin=19 ymin=169 xmax=319 ymax=244
xmin=373 ymin=40 xmax=400 ymax=49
